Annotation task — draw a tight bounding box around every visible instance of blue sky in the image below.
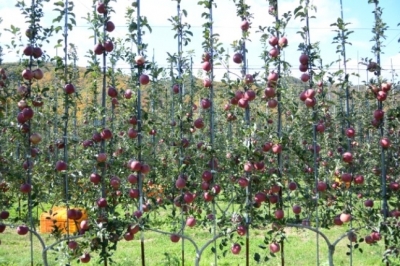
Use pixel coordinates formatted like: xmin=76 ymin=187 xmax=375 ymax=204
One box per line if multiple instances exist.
xmin=0 ymin=0 xmax=399 ymax=84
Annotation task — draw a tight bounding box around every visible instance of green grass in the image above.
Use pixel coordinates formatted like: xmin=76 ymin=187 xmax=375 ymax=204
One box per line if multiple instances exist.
xmin=0 ymin=225 xmax=386 ymax=266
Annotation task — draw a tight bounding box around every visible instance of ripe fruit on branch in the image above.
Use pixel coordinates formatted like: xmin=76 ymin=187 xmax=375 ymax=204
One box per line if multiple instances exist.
xmin=104 ymin=41 xmax=114 ymax=52
xmin=380 ymin=137 xmax=391 ymax=149
xmin=241 ymin=20 xmax=250 ymax=31
xmin=202 ymin=61 xmax=211 ymax=72
xmin=264 ymin=87 xmax=276 ymax=98
xmin=64 ymin=83 xmax=75 ymax=94
xmin=269 ymin=36 xmax=278 ymax=46
xmin=244 ymin=90 xmax=256 ymax=101
xmin=340 ymin=213 xmax=351 ymax=223
xmin=97 ymin=2 xmax=106 ymax=14
xmin=106 ymin=21 xmax=115 ymax=32
xmin=299 ymin=64 xmax=308 ymax=72
xmin=203 ymin=78 xmax=212 ymax=88
xmin=267 ymin=99 xmax=278 ymax=109
xmin=270 ymin=242 xmax=280 ymax=253
xmin=186 ymin=216 xmax=196 ymax=227
xmin=94 ymin=43 xmax=105 ymax=55
xmin=97 ymin=198 xmax=107 ymax=208
xmin=33 ymin=47 xmax=43 ymax=58
xmin=107 ymin=86 xmax=118 ymax=98
xmin=317 ymin=181 xmax=327 ymax=192
xmin=345 ymin=127 xmax=356 ymax=138
xmin=269 ymin=47 xmax=279 ymax=58
xmin=244 ymin=74 xmax=254 ymax=84
xmin=139 ymin=74 xmax=150 ymax=85
xmin=33 ymin=69 xmax=43 ymax=80
xmin=23 ymin=45 xmax=34 ymax=56
xmin=80 ymin=253 xmax=91 ymax=263
xmin=275 ymin=209 xmax=284 ymax=219
xmin=279 ymin=37 xmax=288 ymax=48
xmin=202 ymin=52 xmax=211 ymax=62
xmin=135 ymin=55 xmax=145 ymax=65
xmin=268 ymin=71 xmax=278 ymax=82
xmin=201 ymin=98 xmax=211 ymax=109
xmin=299 ymin=54 xmax=309 ymax=65
xmin=17 ymin=225 xmax=29 ymax=235
xmin=231 ymin=243 xmax=241 ymax=254
xmin=101 ymin=128 xmax=113 ymax=140
xmin=55 ymin=160 xmax=68 ymax=171
xmin=20 ymin=183 xmax=32 ymax=194
xmin=301 ymin=73 xmax=310 ymax=83
xmin=292 ymin=205 xmax=301 ymax=214
xmin=170 ymin=234 xmax=180 ymax=243
xmin=342 ymin=152 xmax=353 ymax=163
xmin=232 ymin=53 xmax=243 ymax=64
xmin=22 ymin=69 xmax=33 ymax=80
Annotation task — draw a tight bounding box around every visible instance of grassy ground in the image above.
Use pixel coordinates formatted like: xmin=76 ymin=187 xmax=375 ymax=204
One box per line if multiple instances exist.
xmin=0 ymin=225 xmax=386 ymax=266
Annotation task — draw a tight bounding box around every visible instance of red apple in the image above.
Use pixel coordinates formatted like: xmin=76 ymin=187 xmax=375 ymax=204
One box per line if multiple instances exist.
xmin=202 ymin=61 xmax=211 ymax=72
xmin=292 ymin=205 xmax=301 ymax=214
xmin=278 ymin=37 xmax=288 ymax=47
xmin=244 ymin=74 xmax=254 ymax=84
xmin=33 ymin=69 xmax=43 ymax=80
xmin=345 ymin=127 xmax=355 ymax=138
xmin=107 ymin=86 xmax=118 ymax=98
xmin=20 ymin=183 xmax=31 ymax=194
xmin=270 ymin=242 xmax=280 ymax=253
xmin=267 ymin=99 xmax=278 ymax=109
xmin=175 ymin=178 xmax=186 ymax=189
xmin=94 ymin=43 xmax=104 ymax=55
xmin=233 ymin=53 xmax=243 ymax=64
xmin=288 ymin=182 xmax=297 ymax=191
xmin=275 ymin=209 xmax=284 ymax=220
xmin=317 ymin=181 xmax=327 ymax=192
xmin=269 ymin=47 xmax=279 ymax=58
xmin=55 ymin=160 xmax=68 ymax=171
xmin=186 ymin=216 xmax=196 ymax=227
xmin=354 ymin=175 xmax=364 ymax=185
xmin=104 ymin=41 xmax=114 ymax=52
xmin=241 ymin=20 xmax=249 ymax=31
xmin=80 ymin=253 xmax=91 ymax=263
xmin=23 ymin=45 xmax=34 ymax=56
xmin=106 ymin=21 xmax=115 ymax=32
xmin=64 ymin=83 xmax=75 ymax=94
xmin=0 ymin=211 xmax=9 ymax=219
xmin=364 ymin=199 xmax=374 ymax=208
xmin=342 ymin=152 xmax=353 ymax=163
xmin=139 ymin=74 xmax=150 ymax=85
xmin=231 ymin=243 xmax=241 ymax=255
xmin=203 ymin=78 xmax=212 ymax=87
xmin=264 ymin=87 xmax=276 ymax=98
xmin=32 ymin=47 xmax=43 ymax=58
xmin=269 ymin=36 xmax=278 ymax=46
xmin=22 ymin=69 xmax=33 ymax=80
xmin=97 ymin=198 xmax=107 ymax=208
xmin=101 ymin=128 xmax=112 ymax=140
xmin=380 ymin=137 xmax=391 ymax=149
xmin=170 ymin=234 xmax=180 ymax=243
xmin=339 ymin=213 xmax=351 ymax=223
xmin=299 ymin=54 xmax=309 ymax=65
xmin=135 ymin=55 xmax=145 ymax=65
xmin=17 ymin=225 xmax=29 ymax=235
xmin=96 ymin=1 xmax=106 ymax=13
xmin=301 ymin=73 xmax=310 ymax=82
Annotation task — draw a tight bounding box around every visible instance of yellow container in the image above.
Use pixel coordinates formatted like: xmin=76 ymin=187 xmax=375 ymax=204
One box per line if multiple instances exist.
xmin=39 ymin=207 xmax=88 ymax=234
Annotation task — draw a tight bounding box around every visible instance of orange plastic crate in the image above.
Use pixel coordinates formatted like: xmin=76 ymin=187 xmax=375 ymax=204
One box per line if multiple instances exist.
xmin=39 ymin=207 xmax=88 ymax=234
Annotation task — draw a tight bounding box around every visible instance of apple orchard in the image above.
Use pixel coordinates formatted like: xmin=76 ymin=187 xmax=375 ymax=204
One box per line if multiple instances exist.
xmin=0 ymin=0 xmax=399 ymax=265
